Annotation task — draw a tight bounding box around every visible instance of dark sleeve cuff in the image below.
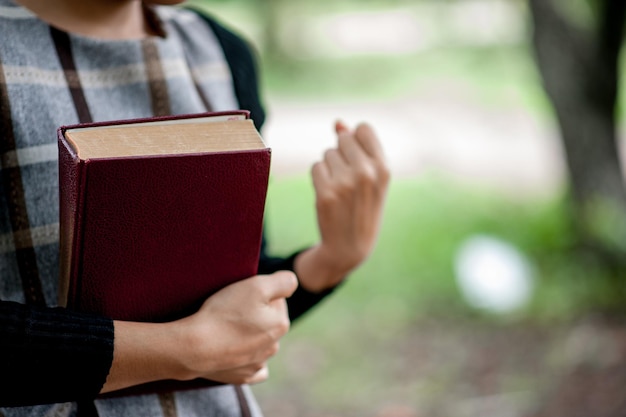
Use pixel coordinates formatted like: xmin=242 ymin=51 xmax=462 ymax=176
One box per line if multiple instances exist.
xmin=258 ymin=250 xmax=339 ymax=322
xmin=0 ymin=300 xmax=114 ymax=406
xmin=287 ymin=280 xmax=338 ymax=322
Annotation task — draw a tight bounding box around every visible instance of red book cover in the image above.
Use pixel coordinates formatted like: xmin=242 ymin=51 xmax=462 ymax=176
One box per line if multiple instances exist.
xmin=57 ymin=111 xmax=270 ymax=396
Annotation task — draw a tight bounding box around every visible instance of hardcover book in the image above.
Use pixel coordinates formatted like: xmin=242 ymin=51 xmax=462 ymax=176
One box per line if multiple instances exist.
xmin=58 ymin=110 xmax=270 ymax=322
xmin=57 ymin=110 xmax=271 ymax=396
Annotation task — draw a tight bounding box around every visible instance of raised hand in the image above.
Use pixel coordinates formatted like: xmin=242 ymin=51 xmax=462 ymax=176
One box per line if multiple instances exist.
xmin=295 ymin=121 xmax=390 ymax=292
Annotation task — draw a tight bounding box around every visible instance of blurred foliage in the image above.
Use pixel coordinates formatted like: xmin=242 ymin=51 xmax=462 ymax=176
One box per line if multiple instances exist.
xmin=188 ymin=0 xmax=545 ymax=117
xmin=553 ymin=0 xmax=601 ymax=30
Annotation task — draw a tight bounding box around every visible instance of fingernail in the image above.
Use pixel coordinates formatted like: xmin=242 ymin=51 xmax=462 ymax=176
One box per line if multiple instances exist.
xmin=335 ymin=120 xmax=349 ymax=133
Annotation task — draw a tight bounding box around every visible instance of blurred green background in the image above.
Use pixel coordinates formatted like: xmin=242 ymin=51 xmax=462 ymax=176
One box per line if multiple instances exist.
xmin=186 ymin=1 xmax=626 ymax=416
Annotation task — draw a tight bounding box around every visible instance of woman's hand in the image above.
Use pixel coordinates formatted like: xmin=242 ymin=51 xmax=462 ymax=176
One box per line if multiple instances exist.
xmin=181 ymin=271 xmax=297 ymax=385
xmin=101 ymin=271 xmax=298 ymax=393
xmin=295 ymin=121 xmax=390 ymax=292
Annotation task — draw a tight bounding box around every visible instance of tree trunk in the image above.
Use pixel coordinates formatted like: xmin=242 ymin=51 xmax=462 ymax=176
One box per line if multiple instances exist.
xmin=528 ymin=0 xmax=626 ymax=269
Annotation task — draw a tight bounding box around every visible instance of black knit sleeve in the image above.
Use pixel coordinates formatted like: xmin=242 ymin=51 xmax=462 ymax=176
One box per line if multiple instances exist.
xmin=257 ymin=235 xmax=338 ymax=322
xmin=0 ymin=300 xmax=114 ymax=407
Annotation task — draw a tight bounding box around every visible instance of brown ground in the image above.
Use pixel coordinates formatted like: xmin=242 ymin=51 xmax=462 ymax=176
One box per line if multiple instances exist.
xmin=254 ymin=313 xmax=626 ymax=417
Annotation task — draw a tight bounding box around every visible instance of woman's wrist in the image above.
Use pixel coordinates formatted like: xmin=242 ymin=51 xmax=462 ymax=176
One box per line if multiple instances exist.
xmin=293 ymin=245 xmax=354 ymax=293
xmin=101 ymin=320 xmax=193 ymax=393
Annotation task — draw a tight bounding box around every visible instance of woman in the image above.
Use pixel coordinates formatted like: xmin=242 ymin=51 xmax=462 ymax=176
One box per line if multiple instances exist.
xmin=0 ymin=0 xmax=390 ymax=415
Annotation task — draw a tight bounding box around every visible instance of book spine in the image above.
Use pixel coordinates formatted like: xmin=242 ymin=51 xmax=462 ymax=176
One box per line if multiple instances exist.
xmin=57 ymin=130 xmax=85 ymax=309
